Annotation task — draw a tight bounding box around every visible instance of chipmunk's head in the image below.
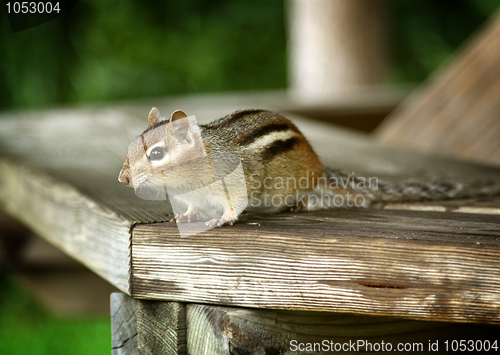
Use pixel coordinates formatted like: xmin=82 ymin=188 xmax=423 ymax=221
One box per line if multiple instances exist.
xmin=118 ymin=107 xmax=205 ymax=190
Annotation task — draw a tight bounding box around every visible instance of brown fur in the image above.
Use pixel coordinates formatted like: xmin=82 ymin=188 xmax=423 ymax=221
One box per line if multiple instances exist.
xmin=119 ymin=109 xmax=325 ymax=220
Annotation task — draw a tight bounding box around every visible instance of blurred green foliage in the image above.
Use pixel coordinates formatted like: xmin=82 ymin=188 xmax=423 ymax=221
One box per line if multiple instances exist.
xmin=0 ymin=0 xmax=499 ymax=110
xmin=0 ymin=273 xmax=110 ymax=355
xmin=0 ymin=0 xmax=287 ymax=110
xmin=388 ymin=0 xmax=499 ymax=82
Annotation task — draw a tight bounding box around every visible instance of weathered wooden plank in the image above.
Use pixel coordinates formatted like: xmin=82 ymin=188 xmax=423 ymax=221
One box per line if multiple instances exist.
xmin=132 ymin=209 xmax=500 ymax=324
xmin=375 ymin=11 xmax=500 ymax=167
xmin=111 ymin=293 xmax=187 ymax=355
xmin=111 ymin=293 xmax=138 ymax=355
xmin=186 ymin=304 xmax=500 ymax=354
xmin=1 ymin=98 xmax=500 ymax=323
xmin=0 ymin=158 xmax=132 ymax=293
xmin=384 ymin=195 xmax=500 ymax=215
xmin=137 ymin=300 xmax=187 ymax=355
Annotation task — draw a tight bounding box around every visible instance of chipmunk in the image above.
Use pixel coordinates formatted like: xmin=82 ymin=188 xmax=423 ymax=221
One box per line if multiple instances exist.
xmin=118 ymin=108 xmax=496 ymax=227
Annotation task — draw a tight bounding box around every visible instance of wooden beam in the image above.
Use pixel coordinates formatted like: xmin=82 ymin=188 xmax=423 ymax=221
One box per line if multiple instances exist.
xmin=0 ymin=158 xmax=132 ymax=293
xmin=111 ymin=293 xmax=187 ymax=355
xmin=375 ymin=11 xmax=500 ymax=167
xmin=131 ymin=209 xmax=500 ymax=324
xmin=186 ymin=304 xmax=500 ymax=354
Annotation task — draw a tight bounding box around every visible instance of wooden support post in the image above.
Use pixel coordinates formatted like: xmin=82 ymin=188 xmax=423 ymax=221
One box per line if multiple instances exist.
xmin=111 ymin=293 xmax=187 ymax=355
xmin=288 ymin=0 xmax=389 ymax=102
xmin=111 ymin=293 xmax=138 ymax=355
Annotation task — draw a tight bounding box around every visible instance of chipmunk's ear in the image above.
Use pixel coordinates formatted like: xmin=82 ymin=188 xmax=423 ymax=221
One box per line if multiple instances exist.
xmin=169 ymin=110 xmax=191 ymax=142
xmin=169 ymin=110 xmax=187 ymax=123
xmin=148 ymin=107 xmax=161 ymax=127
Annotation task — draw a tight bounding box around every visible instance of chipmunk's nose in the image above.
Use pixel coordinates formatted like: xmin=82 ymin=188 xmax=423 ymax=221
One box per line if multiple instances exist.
xmin=118 ymin=174 xmax=130 ymax=185
xmin=118 ymin=166 xmax=132 ymax=186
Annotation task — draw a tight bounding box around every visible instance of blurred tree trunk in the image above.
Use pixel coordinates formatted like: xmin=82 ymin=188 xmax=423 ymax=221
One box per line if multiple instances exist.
xmin=288 ymin=0 xmax=389 ymax=102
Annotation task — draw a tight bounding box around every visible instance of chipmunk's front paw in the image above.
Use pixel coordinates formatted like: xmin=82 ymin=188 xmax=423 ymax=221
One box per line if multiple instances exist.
xmin=170 ymin=212 xmax=200 ymax=223
xmin=288 ymin=197 xmax=308 ymax=212
xmin=170 ymin=214 xmax=181 ymax=223
xmin=205 ymin=217 xmax=235 ymax=228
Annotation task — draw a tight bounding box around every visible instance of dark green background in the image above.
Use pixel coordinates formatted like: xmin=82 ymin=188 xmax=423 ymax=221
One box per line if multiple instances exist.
xmin=0 ymin=0 xmax=498 ymax=111
xmin=0 ymin=1 xmax=499 ymax=354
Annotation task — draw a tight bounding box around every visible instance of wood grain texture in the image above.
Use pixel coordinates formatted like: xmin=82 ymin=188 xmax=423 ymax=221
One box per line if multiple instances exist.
xmin=137 ymin=300 xmax=187 ymax=355
xmin=111 ymin=293 xmax=187 ymax=355
xmin=384 ymin=196 xmax=500 ymax=215
xmin=132 ymin=209 xmax=500 ymax=324
xmin=111 ymin=293 xmax=138 ymax=355
xmin=375 ymin=11 xmax=500 ymax=167
xmin=187 ymin=304 xmax=499 ymax=354
xmin=0 ymin=158 xmax=132 ymax=292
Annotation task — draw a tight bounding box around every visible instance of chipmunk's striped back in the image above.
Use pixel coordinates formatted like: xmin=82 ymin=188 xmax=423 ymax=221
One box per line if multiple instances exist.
xmin=201 ymin=109 xmax=325 ymax=213
xmin=203 ymin=109 xmax=308 ymax=161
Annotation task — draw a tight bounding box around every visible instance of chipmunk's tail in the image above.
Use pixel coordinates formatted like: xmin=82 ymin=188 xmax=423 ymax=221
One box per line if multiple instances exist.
xmin=322 ymin=168 xmax=500 ymax=206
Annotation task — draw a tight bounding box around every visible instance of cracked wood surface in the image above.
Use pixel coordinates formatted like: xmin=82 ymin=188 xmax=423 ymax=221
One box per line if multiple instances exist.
xmin=111 ymin=293 xmax=138 ymax=355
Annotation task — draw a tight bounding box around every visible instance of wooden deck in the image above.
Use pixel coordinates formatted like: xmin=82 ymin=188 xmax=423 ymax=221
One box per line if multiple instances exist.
xmin=0 ymin=94 xmax=499 ymax=327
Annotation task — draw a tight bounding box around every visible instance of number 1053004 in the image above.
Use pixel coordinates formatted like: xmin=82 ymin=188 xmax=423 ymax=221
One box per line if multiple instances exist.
xmin=444 ymin=339 xmax=498 ymax=352
xmin=5 ymin=2 xmax=61 ymax=14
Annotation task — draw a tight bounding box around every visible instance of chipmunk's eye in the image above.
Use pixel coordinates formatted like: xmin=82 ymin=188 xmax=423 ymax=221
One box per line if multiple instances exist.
xmin=149 ymin=147 xmax=167 ymax=161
